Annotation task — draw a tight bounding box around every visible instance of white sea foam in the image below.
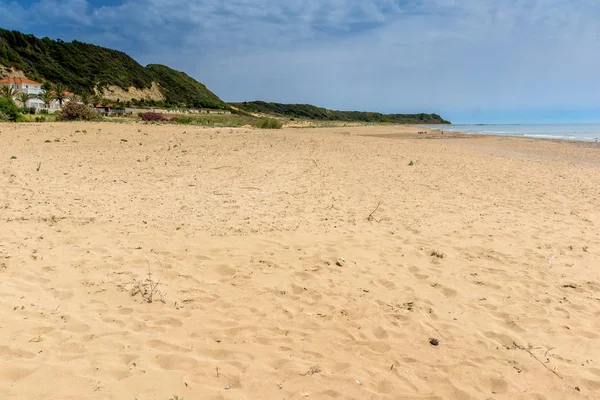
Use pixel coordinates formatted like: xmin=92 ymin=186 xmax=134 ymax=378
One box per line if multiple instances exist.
xmin=427 ymin=124 xmax=600 ymax=142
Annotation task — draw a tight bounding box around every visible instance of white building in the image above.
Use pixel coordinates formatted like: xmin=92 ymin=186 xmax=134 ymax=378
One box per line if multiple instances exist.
xmin=0 ymin=77 xmax=71 ymax=110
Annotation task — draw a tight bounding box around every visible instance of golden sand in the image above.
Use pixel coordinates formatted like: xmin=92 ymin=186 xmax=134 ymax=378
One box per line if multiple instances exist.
xmin=1 ymin=122 xmax=599 ymax=399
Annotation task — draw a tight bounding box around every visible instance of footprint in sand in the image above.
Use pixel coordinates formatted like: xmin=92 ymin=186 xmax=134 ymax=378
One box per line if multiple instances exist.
xmin=433 ymin=284 xmax=458 ymax=298
xmin=155 ymin=354 xmax=198 ymax=371
xmin=372 ymin=326 xmax=389 ymax=339
xmin=215 ymin=264 xmax=236 ymax=277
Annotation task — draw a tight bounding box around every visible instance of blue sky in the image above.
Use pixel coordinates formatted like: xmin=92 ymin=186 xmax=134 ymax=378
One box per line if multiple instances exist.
xmin=1 ymin=0 xmax=599 ymax=123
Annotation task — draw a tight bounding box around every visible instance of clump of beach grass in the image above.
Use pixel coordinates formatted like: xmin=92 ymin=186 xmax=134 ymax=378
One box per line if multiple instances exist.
xmin=131 ymin=254 xmax=167 ymax=303
xmin=170 ymin=114 xmax=255 ymax=127
xmin=430 ymin=250 xmax=445 ymax=259
xmin=254 ymin=117 xmax=283 ymax=129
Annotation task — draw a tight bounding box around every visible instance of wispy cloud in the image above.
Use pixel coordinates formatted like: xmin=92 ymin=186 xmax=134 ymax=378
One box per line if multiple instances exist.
xmin=1 ymin=0 xmax=599 ymax=122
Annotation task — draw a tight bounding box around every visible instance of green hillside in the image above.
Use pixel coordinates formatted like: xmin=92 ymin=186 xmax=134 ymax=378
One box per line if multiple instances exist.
xmin=230 ymin=101 xmax=450 ymax=124
xmin=0 ymin=28 xmax=227 ymax=108
xmin=0 ymin=28 xmax=450 ymax=120
xmin=145 ymin=64 xmax=225 ymax=109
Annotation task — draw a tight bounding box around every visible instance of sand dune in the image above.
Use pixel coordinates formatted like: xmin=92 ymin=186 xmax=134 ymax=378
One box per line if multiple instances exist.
xmin=1 ymin=122 xmax=599 ymax=399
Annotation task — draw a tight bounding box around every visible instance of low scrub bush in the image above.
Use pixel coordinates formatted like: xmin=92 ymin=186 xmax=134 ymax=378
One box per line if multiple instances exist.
xmin=0 ymin=98 xmax=22 ymax=122
xmin=56 ymin=103 xmax=100 ymax=121
xmin=172 ymin=116 xmax=194 ymax=124
xmin=172 ymin=114 xmax=256 ymax=127
xmin=254 ymin=117 xmax=283 ymax=129
xmin=140 ymin=112 xmax=171 ymax=122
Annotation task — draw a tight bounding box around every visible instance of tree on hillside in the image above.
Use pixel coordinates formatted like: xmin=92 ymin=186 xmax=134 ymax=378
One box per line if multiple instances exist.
xmin=68 ymin=94 xmax=81 ymax=104
xmin=52 ymin=82 xmax=69 ymax=107
xmin=16 ymin=92 xmax=32 ymax=108
xmin=91 ymin=93 xmax=102 ymax=107
xmin=0 ymin=85 xmax=18 ymax=100
xmin=41 ymin=81 xmax=52 ymax=91
xmin=78 ymin=91 xmax=92 ymax=106
xmin=37 ymin=89 xmax=55 ymax=109
xmin=100 ymin=98 xmax=112 ymax=108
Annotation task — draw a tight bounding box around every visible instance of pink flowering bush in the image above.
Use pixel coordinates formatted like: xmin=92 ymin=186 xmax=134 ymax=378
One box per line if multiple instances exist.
xmin=140 ymin=112 xmax=172 ymax=122
xmin=56 ymin=103 xmax=100 ymax=121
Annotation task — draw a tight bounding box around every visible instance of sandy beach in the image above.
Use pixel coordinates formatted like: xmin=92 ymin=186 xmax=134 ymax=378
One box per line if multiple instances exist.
xmin=1 ymin=122 xmax=599 ymax=400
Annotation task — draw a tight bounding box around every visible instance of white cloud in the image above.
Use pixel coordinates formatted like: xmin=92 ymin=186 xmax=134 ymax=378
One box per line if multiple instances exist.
xmin=1 ymin=0 xmax=600 ymax=121
xmin=43 ymin=0 xmax=90 ymax=23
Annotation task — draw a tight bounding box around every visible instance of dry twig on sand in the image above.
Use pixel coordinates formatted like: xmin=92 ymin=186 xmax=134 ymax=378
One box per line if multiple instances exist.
xmin=367 ymin=200 xmax=383 ymax=222
xmin=300 ymin=365 xmax=322 ymax=376
xmin=131 ymin=254 xmax=166 ymax=303
xmin=512 ymin=342 xmax=563 ymax=380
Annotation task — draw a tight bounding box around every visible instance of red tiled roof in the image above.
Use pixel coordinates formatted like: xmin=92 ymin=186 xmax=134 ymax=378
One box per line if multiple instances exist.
xmin=0 ymin=77 xmax=42 ymax=85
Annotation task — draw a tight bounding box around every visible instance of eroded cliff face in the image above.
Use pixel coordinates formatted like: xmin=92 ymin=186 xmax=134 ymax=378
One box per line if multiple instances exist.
xmin=99 ymin=82 xmax=165 ymax=102
xmin=0 ymin=65 xmax=27 ymax=79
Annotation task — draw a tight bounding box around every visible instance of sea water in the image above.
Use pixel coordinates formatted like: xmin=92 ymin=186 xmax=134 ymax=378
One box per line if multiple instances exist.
xmin=426 ymin=124 xmax=600 ymax=142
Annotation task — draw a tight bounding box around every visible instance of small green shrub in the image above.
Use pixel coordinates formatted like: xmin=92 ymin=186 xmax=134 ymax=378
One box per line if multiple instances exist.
xmin=173 ymin=116 xmax=194 ymax=124
xmin=39 ymin=109 xmax=49 ymax=115
xmin=35 ymin=116 xmax=47 ymax=122
xmin=0 ymin=98 xmax=22 ymax=122
xmin=170 ymin=114 xmax=254 ymax=127
xmin=56 ymin=103 xmax=101 ymax=121
xmin=254 ymin=117 xmax=283 ymax=129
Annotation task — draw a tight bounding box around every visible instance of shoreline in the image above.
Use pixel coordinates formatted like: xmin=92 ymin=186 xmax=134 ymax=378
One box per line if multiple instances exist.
xmin=424 ymin=124 xmax=600 ymax=143
xmin=355 ymin=123 xmax=600 ymax=148
xmin=283 ymin=120 xmax=600 ymax=145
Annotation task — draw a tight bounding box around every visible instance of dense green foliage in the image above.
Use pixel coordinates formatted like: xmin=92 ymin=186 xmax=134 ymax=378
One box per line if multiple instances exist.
xmin=145 ymin=64 xmax=226 ymax=109
xmin=231 ymin=101 xmax=451 ymax=124
xmin=0 ymin=85 xmax=18 ymax=99
xmin=0 ymin=28 xmax=153 ymax=92
xmin=0 ymin=28 xmax=227 ymax=108
xmin=0 ymin=97 xmax=22 ymax=121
